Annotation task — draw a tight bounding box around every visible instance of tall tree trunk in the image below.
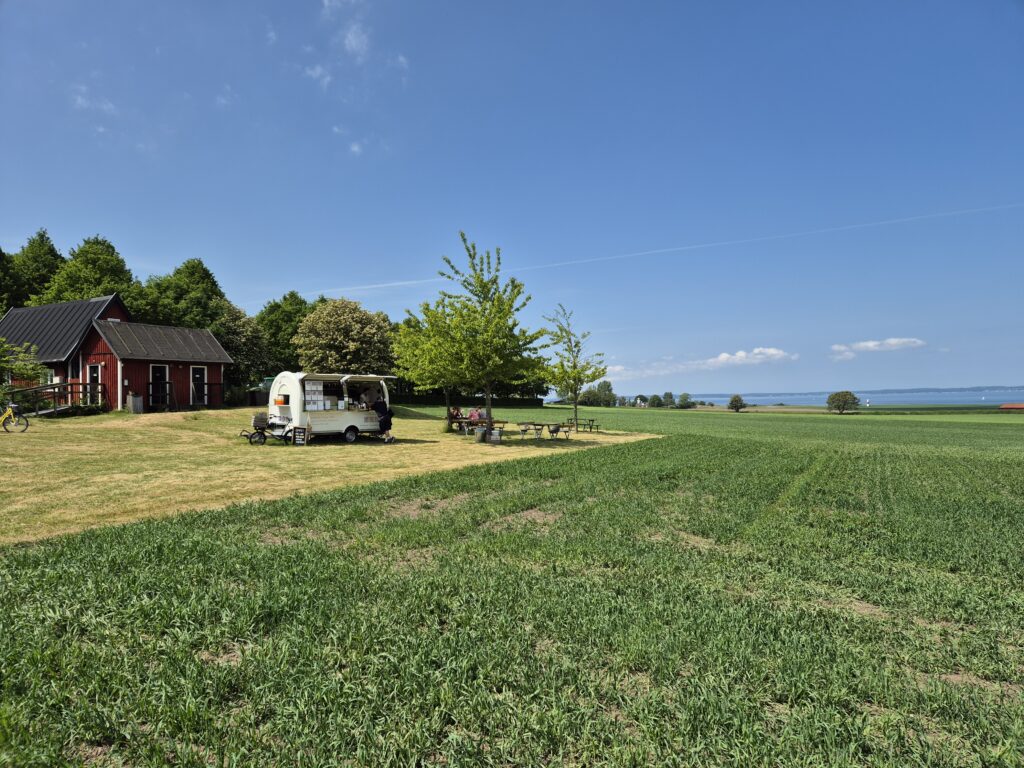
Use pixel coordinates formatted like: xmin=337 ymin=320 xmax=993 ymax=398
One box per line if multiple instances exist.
xmin=484 ymin=384 xmax=493 ymax=435
xmin=444 ymin=387 xmax=451 ymax=426
xmin=573 ymin=391 xmax=579 ymax=427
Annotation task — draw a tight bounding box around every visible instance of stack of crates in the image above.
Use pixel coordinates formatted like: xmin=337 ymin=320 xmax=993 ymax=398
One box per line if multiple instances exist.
xmin=305 ymin=379 xmax=324 ymax=411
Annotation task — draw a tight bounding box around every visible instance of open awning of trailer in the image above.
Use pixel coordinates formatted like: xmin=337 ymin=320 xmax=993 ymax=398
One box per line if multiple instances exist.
xmin=295 ymin=373 xmax=397 ymax=382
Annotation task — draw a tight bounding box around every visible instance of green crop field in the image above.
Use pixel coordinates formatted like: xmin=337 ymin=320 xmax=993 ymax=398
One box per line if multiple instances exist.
xmin=2 ymin=407 xmax=1023 ymax=766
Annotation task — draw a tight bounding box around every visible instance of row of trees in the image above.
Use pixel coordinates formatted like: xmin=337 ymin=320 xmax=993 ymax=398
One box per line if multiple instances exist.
xmin=2 ymin=229 xmax=611 ymax=417
xmin=634 ymin=392 xmax=716 ymax=409
xmin=0 ymin=229 xmax=393 ymax=391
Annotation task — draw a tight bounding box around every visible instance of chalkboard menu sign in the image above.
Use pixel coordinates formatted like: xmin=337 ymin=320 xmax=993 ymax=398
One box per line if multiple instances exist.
xmin=292 ymin=427 xmax=308 ymax=446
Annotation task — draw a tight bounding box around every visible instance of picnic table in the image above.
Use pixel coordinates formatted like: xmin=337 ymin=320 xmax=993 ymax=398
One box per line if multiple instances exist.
xmin=517 ymin=422 xmax=572 ymax=440
xmin=451 ymin=418 xmax=507 ymax=435
xmin=569 ymin=416 xmax=599 ymax=432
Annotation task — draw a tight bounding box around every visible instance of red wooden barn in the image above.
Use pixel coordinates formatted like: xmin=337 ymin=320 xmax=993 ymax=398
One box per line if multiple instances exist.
xmin=0 ymin=294 xmax=233 ymax=411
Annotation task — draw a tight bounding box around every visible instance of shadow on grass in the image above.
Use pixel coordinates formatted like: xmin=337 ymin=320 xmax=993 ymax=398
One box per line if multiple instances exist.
xmin=392 ymin=407 xmax=441 ymax=421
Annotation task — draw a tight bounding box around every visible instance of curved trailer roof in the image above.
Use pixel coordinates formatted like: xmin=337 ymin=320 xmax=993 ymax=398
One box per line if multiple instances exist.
xmin=291 ymin=373 xmax=397 ymax=382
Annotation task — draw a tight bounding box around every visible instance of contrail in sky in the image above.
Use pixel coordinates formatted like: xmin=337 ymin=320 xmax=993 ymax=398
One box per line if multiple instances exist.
xmin=306 ymin=201 xmax=1024 ymax=296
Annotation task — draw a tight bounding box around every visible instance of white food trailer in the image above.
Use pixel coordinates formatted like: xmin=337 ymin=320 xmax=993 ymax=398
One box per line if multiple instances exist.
xmin=267 ymin=372 xmax=396 ymax=443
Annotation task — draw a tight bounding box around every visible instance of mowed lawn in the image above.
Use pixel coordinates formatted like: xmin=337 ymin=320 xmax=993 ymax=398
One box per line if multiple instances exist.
xmin=0 ymin=407 xmax=646 ymax=543
xmin=2 ymin=408 xmax=1024 ymax=765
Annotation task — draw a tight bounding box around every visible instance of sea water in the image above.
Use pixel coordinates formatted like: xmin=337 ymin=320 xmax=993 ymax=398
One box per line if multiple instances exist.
xmin=691 ymin=388 xmax=1024 ymax=407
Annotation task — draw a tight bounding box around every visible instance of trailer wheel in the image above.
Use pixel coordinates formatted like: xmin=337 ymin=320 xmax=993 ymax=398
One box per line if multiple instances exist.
xmin=343 ymin=426 xmax=359 ymax=443
xmin=249 ymin=431 xmax=266 ymax=446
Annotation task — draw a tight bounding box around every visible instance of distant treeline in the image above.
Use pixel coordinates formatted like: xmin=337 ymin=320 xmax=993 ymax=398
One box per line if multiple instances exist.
xmin=0 ymin=229 xmax=547 ymax=401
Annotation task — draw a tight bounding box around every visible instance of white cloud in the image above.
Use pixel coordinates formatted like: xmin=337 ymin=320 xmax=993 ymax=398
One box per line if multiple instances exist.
xmin=303 ymin=64 xmax=332 ymax=89
xmin=266 ymin=22 xmax=277 ymax=45
xmin=700 ymin=347 xmax=798 ymax=369
xmin=349 ymin=141 xmax=363 ymax=155
xmin=830 ymin=337 xmax=926 ymax=361
xmin=331 ymin=124 xmax=347 ymax=135
xmin=394 ymin=53 xmax=409 ymax=69
xmin=215 ymin=84 xmax=236 ymax=107
xmin=343 ymin=22 xmax=370 ymax=63
xmin=71 ymin=84 xmax=117 ymax=115
xmin=605 ymin=347 xmax=798 ymax=382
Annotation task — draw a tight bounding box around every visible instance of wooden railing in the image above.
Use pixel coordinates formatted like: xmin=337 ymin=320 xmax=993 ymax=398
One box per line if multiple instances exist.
xmin=8 ymin=382 xmax=108 ymax=415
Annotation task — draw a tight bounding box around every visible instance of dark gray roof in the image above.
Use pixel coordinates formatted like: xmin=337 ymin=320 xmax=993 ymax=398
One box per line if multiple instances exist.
xmin=93 ymin=320 xmax=233 ymax=364
xmin=0 ymin=295 xmax=123 ymax=364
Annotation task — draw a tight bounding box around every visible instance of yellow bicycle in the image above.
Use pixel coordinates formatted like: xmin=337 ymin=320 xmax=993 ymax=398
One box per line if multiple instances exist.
xmin=1 ymin=402 xmax=29 ymax=432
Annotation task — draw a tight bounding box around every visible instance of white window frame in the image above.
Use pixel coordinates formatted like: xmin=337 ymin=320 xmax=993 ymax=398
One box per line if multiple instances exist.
xmin=87 ymin=364 xmax=102 ymax=405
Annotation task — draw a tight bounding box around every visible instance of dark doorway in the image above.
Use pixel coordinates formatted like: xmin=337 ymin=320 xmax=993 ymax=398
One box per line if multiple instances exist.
xmin=191 ymin=366 xmax=207 ymax=406
xmin=150 ymin=364 xmax=169 ymax=408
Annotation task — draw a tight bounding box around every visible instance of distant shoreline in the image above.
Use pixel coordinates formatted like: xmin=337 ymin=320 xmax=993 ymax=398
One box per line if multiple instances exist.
xmin=691 ymin=385 xmax=1024 ymax=398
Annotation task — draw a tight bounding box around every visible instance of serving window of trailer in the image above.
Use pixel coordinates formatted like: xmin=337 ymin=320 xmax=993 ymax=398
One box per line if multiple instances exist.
xmin=344 ymin=380 xmax=384 ymax=409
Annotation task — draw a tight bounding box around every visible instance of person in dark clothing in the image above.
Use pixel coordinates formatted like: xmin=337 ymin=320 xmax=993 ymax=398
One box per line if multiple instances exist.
xmin=371 ymin=398 xmax=395 ymax=443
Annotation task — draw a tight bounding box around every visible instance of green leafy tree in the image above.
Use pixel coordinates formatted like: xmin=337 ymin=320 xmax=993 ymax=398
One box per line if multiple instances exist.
xmin=255 ymin=291 xmax=324 ymax=372
xmin=135 ymin=259 xmax=227 ymax=327
xmin=635 ymin=394 xmax=648 ymax=406
xmin=579 ymin=380 xmax=616 ymax=407
xmin=31 ymin=236 xmax=137 ymax=306
xmin=435 ymin=232 xmax=547 ymax=432
xmin=662 ymin=391 xmax=675 ymax=407
xmin=616 ymin=395 xmax=628 ymax=407
xmin=394 ymin=301 xmax=464 ymax=415
xmin=0 ymin=247 xmax=15 ymax=315
xmin=293 ymin=298 xmax=394 ymax=374
xmin=543 ymin=304 xmax=606 ymax=426
xmin=9 ymin=229 xmax=65 ymax=307
xmin=1 ymin=338 xmax=45 ymax=402
xmin=827 ymin=390 xmax=860 ymax=414
xmin=728 ymin=394 xmax=748 ymax=412
xmin=208 ymin=299 xmax=270 ymax=388
xmin=677 ymin=392 xmax=694 ymax=409
xmin=648 ymin=394 xmax=664 ymax=408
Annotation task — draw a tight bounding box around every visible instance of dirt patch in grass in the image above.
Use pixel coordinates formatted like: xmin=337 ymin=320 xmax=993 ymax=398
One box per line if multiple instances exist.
xmin=391 ymin=547 xmax=437 ymax=570
xmin=484 ymin=507 xmax=561 ymax=532
xmin=197 ymin=643 xmax=245 ymax=667
xmin=387 ymin=493 xmax=472 ymax=520
xmin=911 ymin=668 xmax=1022 ymax=697
xmin=675 ymin=531 xmax=717 ymax=550
xmin=817 ymin=597 xmax=890 ymax=620
xmin=258 ymin=526 xmax=326 ymax=546
xmin=935 ymin=671 xmax=1022 ymax=696
xmin=68 ymin=744 xmax=116 ymax=766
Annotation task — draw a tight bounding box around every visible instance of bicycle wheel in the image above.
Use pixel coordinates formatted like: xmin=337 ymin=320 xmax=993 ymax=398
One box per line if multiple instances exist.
xmin=3 ymin=414 xmax=28 ymax=433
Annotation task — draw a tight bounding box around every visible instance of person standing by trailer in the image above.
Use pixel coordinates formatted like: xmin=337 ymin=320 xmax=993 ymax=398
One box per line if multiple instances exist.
xmin=371 ymin=396 xmax=395 ymax=443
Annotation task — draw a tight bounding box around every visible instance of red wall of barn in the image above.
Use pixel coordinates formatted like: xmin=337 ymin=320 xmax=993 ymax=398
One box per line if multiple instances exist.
xmin=121 ymin=360 xmax=224 ymax=410
xmin=78 ymin=328 xmax=119 ymax=408
xmin=77 ymin=328 xmax=225 ymax=411
xmin=102 ymin=303 xmax=130 ymax=322
xmin=62 ymin=302 xmax=129 ymax=387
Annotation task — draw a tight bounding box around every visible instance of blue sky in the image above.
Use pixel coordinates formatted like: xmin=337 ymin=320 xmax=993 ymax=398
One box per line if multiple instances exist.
xmin=2 ymin=1 xmax=1022 ymax=393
